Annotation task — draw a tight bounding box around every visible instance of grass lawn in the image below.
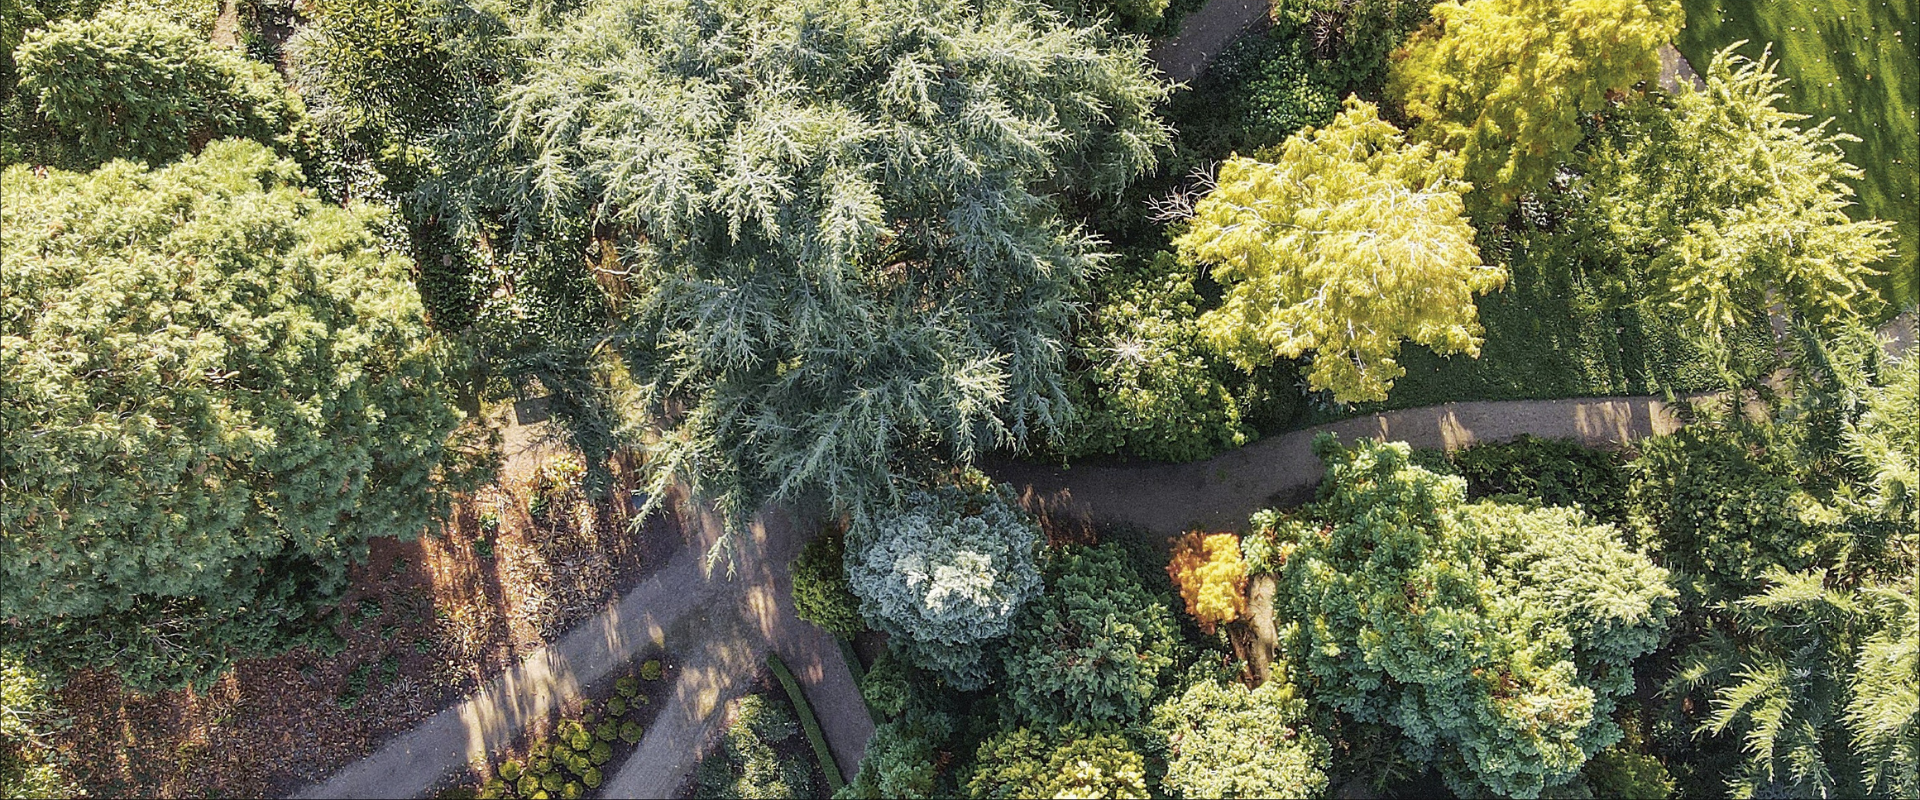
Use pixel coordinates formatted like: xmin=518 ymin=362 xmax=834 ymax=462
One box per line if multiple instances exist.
xmin=1678 ymin=0 xmax=1919 ymax=312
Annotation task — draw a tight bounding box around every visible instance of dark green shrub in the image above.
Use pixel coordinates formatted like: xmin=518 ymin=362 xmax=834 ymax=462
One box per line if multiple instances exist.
xmin=338 ymin=663 xmax=372 ymax=708
xmin=14 ymin=11 xmax=300 ymax=170
xmin=735 ymin=694 xmax=799 ymax=743
xmin=639 ymin=660 xmax=663 ymax=681
xmin=1000 ymin=544 xmax=1177 ymax=726
xmin=1270 ymin=0 xmax=1436 ymax=91
xmin=858 ymin=651 xmax=916 ymax=720
xmin=1584 ymin=744 xmax=1674 ymax=799
xmin=540 ymin=772 xmax=564 ymax=794
xmin=615 ymin=675 xmax=639 ymax=698
xmin=1450 ymin=435 xmax=1629 ymax=523
xmin=582 ymin=768 xmax=602 ymax=790
xmin=378 ymin=653 xmax=399 ymax=684
xmin=790 ymin=529 xmax=866 ymax=637
xmin=618 ymin=720 xmax=643 ymax=744
xmin=588 ymin=741 xmax=611 ymax=766
xmin=606 ymin=696 xmax=627 ymax=717
xmin=594 ymin=719 xmax=618 ymax=743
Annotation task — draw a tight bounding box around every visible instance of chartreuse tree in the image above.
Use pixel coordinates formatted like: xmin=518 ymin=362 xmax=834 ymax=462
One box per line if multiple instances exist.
xmin=964 ymin=724 xmax=1150 ymax=800
xmin=1268 ymin=436 xmax=1675 ymax=797
xmin=1388 ymin=0 xmax=1681 ymax=213
xmin=0 ymin=140 xmax=471 ymax=691
xmin=1176 ymin=99 xmax=1503 ymax=403
xmin=1150 ymin=670 xmax=1330 ymax=799
xmin=428 ymin=0 xmax=1171 ymax=548
xmin=1583 ymin=47 xmax=1895 ymax=371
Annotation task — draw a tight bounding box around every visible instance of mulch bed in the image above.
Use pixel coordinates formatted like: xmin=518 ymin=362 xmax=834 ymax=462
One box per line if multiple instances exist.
xmin=51 ymin=445 xmax=682 ymax=799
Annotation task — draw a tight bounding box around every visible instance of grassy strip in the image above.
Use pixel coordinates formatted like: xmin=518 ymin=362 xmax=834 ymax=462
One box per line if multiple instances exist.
xmin=1678 ymin=0 xmax=1919 ymax=310
xmin=835 ymin=637 xmax=879 ymax=724
xmin=766 ymin=652 xmax=846 ymax=793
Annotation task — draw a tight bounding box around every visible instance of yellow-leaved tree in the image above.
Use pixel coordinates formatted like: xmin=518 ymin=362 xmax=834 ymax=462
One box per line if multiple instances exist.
xmin=1388 ymin=0 xmax=1683 ymax=214
xmin=1166 ymin=532 xmax=1249 ymax=634
xmin=1176 ymin=99 xmax=1505 ymax=403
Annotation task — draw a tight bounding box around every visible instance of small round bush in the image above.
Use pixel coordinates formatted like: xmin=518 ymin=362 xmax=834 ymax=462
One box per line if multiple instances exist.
xmin=859 ymin=650 xmax=916 ymax=719
xmin=639 ymin=660 xmax=664 ymax=681
xmin=477 ymin=778 xmax=508 ymax=799
xmin=846 ymin=484 xmax=1043 ymax=689
xmin=615 ymin=675 xmax=639 ymax=698
xmin=589 ymin=741 xmax=612 ymax=766
xmin=515 ymin=775 xmax=539 ymax=797
xmin=561 ymin=781 xmax=583 ymax=800
xmin=530 ymin=756 xmax=553 ymax=777
xmin=499 ymin=761 xmax=521 ymax=782
xmin=606 ymin=696 xmax=627 ymax=717
xmin=790 ymin=528 xmax=866 ymax=637
xmin=540 ymin=772 xmax=564 ymax=793
xmin=595 ymin=719 xmax=619 ymax=743
xmin=582 ymin=767 xmax=603 ymax=790
xmin=619 ymin=720 xmax=643 ymax=744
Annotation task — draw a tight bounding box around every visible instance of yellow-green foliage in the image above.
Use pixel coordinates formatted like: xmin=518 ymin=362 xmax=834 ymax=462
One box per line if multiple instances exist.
xmin=1388 ymin=0 xmax=1681 ymax=213
xmin=1166 ymin=532 xmax=1249 ymax=634
xmin=1177 ymin=99 xmax=1503 ymax=403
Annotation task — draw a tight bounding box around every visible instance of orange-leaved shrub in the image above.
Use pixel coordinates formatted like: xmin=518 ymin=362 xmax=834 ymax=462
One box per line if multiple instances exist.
xmin=1166 ymin=532 xmax=1248 ymax=634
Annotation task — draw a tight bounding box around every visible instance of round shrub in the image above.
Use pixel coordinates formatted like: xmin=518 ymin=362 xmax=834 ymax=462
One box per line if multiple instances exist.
xmin=540 ymin=772 xmax=564 ymax=794
xmin=1151 ymin=675 xmax=1330 ymax=799
xmin=595 ymin=720 xmax=618 ymax=743
xmin=588 ymin=741 xmax=611 ymax=766
xmin=515 ymin=775 xmax=538 ymax=797
xmin=606 ymin=696 xmax=627 ymax=717
xmin=1001 ymin=544 xmax=1177 ymax=726
xmin=618 ymin=720 xmax=643 ymax=744
xmin=846 ymin=484 xmax=1043 ymax=689
xmin=859 ymin=650 xmax=917 ymax=720
xmin=790 ymin=528 xmax=866 ymax=637
xmin=582 ymin=767 xmax=603 ymax=790
xmin=615 ymin=675 xmax=640 ymax=698
xmin=639 ymin=660 xmax=664 ymax=681
xmin=561 ymin=781 xmax=583 ymax=800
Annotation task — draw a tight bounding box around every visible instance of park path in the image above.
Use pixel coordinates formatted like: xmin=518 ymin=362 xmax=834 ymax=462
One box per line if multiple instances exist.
xmin=292 ymin=495 xmax=872 ymax=799
xmin=986 ymin=394 xmax=1692 ymax=538
xmin=1149 ymin=0 xmax=1272 ymax=84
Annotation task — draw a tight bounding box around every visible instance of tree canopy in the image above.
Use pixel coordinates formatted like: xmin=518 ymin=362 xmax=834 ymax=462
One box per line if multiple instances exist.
xmin=428 ymin=0 xmax=1172 ymax=538
xmin=1388 ymin=0 xmax=1682 ymax=212
xmin=1176 ymin=99 xmax=1502 ymax=403
xmin=0 ymin=140 xmax=469 ymax=690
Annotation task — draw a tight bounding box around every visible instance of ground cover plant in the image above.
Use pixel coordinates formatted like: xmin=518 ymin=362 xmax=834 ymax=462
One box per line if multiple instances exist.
xmin=689 ymin=679 xmax=829 ymax=800
xmin=476 ymin=656 xmax=674 ymax=799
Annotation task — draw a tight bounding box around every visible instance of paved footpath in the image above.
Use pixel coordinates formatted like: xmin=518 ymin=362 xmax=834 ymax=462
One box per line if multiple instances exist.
xmin=293 ymin=501 xmax=872 ymax=799
xmin=986 ymin=395 xmax=1691 ymax=538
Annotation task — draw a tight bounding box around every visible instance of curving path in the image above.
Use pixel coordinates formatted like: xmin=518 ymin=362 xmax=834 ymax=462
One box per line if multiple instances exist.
xmin=985 ymin=394 xmax=1691 ymax=538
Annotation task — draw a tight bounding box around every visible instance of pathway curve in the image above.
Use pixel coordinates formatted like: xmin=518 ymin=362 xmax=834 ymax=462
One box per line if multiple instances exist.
xmin=985 ymin=394 xmax=1690 ymax=538
xmin=1149 ymin=0 xmax=1271 ymax=84
xmin=292 ymin=499 xmax=872 ymax=799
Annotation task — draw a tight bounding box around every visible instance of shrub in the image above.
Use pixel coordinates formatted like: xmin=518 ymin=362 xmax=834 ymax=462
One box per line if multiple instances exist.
xmin=965 ymin=725 xmax=1148 ymax=799
xmin=515 ymin=775 xmax=539 ymax=797
xmin=581 ymin=767 xmax=602 ymax=790
xmin=1270 ymin=0 xmax=1435 ymax=91
xmin=639 ymin=660 xmax=664 ymax=682
xmin=735 ymin=694 xmax=799 ymax=744
xmin=1166 ymin=532 xmax=1249 ymax=634
xmin=791 ymin=529 xmax=866 ymax=637
xmin=1001 ymin=544 xmax=1177 ymax=726
xmin=1451 ymin=435 xmax=1630 ymax=523
xmin=1272 ymin=436 xmax=1676 ymax=797
xmin=1584 ymin=743 xmax=1673 ymax=799
xmin=499 ymin=761 xmax=521 ymax=782
xmin=615 ymin=675 xmax=639 ymax=698
xmin=1151 ymin=675 xmax=1330 ymax=799
xmin=588 ymin=741 xmax=611 ymax=766
xmin=696 ymin=692 xmax=818 ymax=800
xmin=13 ymin=11 xmax=301 ymax=171
xmin=605 ymin=696 xmax=627 ymax=717
xmin=858 ymin=651 xmax=917 ymax=720
xmin=594 ymin=720 xmax=618 ymax=743
xmin=540 ymin=772 xmax=564 ymax=794
xmin=618 ymin=720 xmax=642 ymax=744
xmin=839 ymin=706 xmax=954 ymax=799
xmin=846 ymin=484 xmax=1043 ymax=689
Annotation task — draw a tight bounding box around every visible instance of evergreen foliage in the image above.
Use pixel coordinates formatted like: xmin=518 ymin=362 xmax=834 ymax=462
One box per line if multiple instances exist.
xmin=1001 ymin=543 xmax=1176 ymax=726
xmin=964 ymin=724 xmax=1149 ymax=800
xmin=1150 ymin=674 xmax=1330 ymax=799
xmin=1583 ymin=47 xmax=1895 ymax=366
xmin=1270 ymin=0 xmax=1434 ymax=92
xmin=1388 ymin=0 xmax=1682 ymax=214
xmin=694 ymin=691 xmax=816 ymax=800
xmin=430 ymin=0 xmax=1173 ymax=546
xmin=790 ymin=529 xmax=866 ymax=638
xmin=0 ymin=140 xmax=471 ymax=690
xmin=1449 ymin=435 xmax=1630 ymax=524
xmin=1165 ymin=532 xmax=1248 ymax=634
xmin=858 ymin=650 xmax=918 ymax=720
xmin=845 ymin=485 xmax=1043 ymax=689
xmin=1270 ymin=436 xmax=1676 ymax=797
xmin=0 ymin=655 xmax=78 ymax=799
xmin=1177 ymin=99 xmax=1503 ymax=403
xmin=837 ymin=704 xmax=955 ymax=799
xmin=12 ymin=11 xmax=301 ymax=170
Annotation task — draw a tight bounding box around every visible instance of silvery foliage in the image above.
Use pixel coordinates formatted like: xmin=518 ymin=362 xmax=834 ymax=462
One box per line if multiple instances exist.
xmin=846 ymin=485 xmax=1043 ymax=688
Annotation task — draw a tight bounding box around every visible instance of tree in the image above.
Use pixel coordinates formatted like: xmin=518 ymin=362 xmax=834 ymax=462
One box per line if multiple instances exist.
xmin=791 ymin=528 xmax=866 ymax=638
xmin=0 ymin=140 xmax=472 ymax=690
xmin=1270 ymin=0 xmax=1434 ymax=91
xmin=1176 ymin=99 xmax=1503 ymax=403
xmin=1166 ymin=532 xmax=1248 ymax=634
xmin=844 ymin=485 xmax=1043 ymax=689
xmin=1001 ymin=543 xmax=1177 ymax=726
xmin=12 ymin=11 xmax=301 ymax=170
xmin=1271 ymin=436 xmax=1676 ymax=797
xmin=426 ymin=0 xmax=1172 ymax=546
xmin=1150 ymin=674 xmax=1330 ymax=799
xmin=1583 ymin=47 xmax=1895 ymax=364
xmin=1387 ymin=0 xmax=1681 ymax=213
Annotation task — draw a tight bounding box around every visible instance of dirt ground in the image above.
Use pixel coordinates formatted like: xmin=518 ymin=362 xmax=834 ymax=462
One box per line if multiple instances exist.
xmin=50 ymin=413 xmax=683 ymax=799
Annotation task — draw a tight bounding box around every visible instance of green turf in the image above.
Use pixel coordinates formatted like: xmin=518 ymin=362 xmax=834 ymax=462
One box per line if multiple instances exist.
xmin=1678 ymin=0 xmax=1919 ymax=312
